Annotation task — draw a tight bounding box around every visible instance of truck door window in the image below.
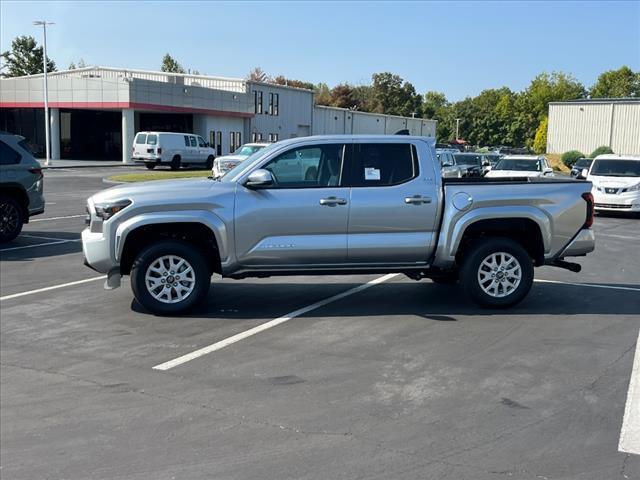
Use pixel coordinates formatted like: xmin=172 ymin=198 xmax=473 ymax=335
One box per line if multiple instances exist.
xmin=198 ymin=136 xmax=206 ymax=147
xmin=351 ymin=143 xmax=418 ymax=187
xmin=262 ymin=144 xmax=345 ymax=188
xmin=146 ymin=134 xmax=158 ymax=146
xmin=135 ymin=134 xmax=147 ymax=145
xmin=189 ymin=136 xmax=197 ymax=147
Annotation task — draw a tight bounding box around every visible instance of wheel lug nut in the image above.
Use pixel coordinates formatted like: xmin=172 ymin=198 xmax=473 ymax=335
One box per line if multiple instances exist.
xmin=173 ymin=283 xmax=178 ymax=287
xmin=163 ymin=272 xmax=167 ymax=276
xmin=161 ymin=279 xmax=165 ymax=283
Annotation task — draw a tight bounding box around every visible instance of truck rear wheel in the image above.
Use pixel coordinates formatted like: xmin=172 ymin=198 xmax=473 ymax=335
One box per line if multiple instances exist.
xmin=145 ymin=163 xmax=156 ymax=170
xmin=460 ymin=237 xmax=533 ymax=308
xmin=130 ymin=240 xmax=210 ymax=315
xmin=170 ymin=155 xmax=181 ymax=171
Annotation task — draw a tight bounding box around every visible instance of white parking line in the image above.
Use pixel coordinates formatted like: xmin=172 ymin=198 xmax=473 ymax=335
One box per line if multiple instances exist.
xmin=0 ymin=239 xmax=81 ymax=252
xmin=153 ymin=273 xmax=400 ymax=371
xmin=619 ymin=329 xmax=640 ymax=455
xmin=0 ymin=276 xmax=106 ymax=302
xmin=21 ymin=234 xmax=80 ymax=242
xmin=30 ymin=214 xmax=85 ymax=223
xmin=535 ymin=279 xmax=640 ymax=292
xmin=598 ymin=233 xmax=640 ymax=241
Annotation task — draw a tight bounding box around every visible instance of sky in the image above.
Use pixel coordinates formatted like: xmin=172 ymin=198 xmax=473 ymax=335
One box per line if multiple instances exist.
xmin=1 ymin=0 xmax=639 ymax=101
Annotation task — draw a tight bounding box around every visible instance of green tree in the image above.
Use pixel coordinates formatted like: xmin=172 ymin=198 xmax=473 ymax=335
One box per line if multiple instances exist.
xmin=314 ymin=83 xmax=332 ymax=106
xmin=590 ymin=66 xmax=640 ymax=98
xmin=371 ymin=72 xmax=422 ymax=117
xmin=161 ymin=53 xmax=185 ymax=73
xmin=561 ymin=150 xmax=585 ymax=168
xmin=590 ymin=145 xmax=614 ymax=157
xmin=272 ymin=75 xmax=315 ymax=90
xmin=0 ymin=35 xmax=56 ymax=77
xmin=533 ymin=116 xmax=548 ymax=154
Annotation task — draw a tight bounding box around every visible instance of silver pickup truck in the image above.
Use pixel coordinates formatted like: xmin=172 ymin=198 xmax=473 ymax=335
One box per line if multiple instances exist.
xmin=82 ymin=135 xmax=595 ymax=315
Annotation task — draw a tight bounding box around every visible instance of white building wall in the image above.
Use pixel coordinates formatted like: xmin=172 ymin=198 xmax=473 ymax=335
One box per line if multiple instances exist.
xmin=193 ymin=114 xmax=245 ymax=155
xmin=248 ymin=83 xmax=313 ymax=141
xmin=547 ymin=101 xmax=640 ymax=155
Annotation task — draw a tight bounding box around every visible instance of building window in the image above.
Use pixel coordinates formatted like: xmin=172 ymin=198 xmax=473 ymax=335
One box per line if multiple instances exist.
xmin=273 ymin=93 xmax=279 ymax=116
xmin=216 ymin=131 xmax=222 ymax=156
xmin=268 ymin=133 xmax=279 ymax=142
xmin=255 ymin=91 xmax=263 ymax=114
xmin=252 ymin=132 xmax=264 ymax=142
xmin=230 ymin=132 xmax=242 ymax=152
xmin=269 ymin=93 xmax=274 ymax=115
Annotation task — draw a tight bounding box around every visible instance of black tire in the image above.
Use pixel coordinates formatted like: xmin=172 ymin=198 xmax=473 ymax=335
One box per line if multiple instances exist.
xmin=460 ymin=237 xmax=533 ymax=308
xmin=0 ymin=195 xmax=24 ymax=243
xmin=130 ymin=240 xmax=211 ymax=315
xmin=145 ymin=163 xmax=156 ymax=170
xmin=170 ymin=155 xmax=181 ymax=171
xmin=205 ymin=155 xmax=214 ymax=170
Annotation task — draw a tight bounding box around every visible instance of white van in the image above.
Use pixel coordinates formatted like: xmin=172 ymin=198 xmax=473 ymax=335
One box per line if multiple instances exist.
xmin=584 ymin=154 xmax=640 ymax=213
xmin=132 ymin=132 xmax=216 ymax=170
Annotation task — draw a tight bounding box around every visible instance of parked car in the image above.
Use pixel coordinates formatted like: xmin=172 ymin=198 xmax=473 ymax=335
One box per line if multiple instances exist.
xmin=82 ymin=135 xmax=595 ymax=315
xmin=485 ymin=155 xmax=554 ymax=178
xmin=580 ymin=154 xmax=640 ymax=213
xmin=453 ymin=153 xmax=488 ymax=177
xmin=570 ymin=158 xmax=593 ymax=178
xmin=132 ymin=132 xmax=216 ymax=170
xmin=0 ymin=132 xmax=45 ymax=242
xmin=436 ymin=149 xmax=465 ymax=178
xmin=212 ymin=142 xmax=270 ymax=178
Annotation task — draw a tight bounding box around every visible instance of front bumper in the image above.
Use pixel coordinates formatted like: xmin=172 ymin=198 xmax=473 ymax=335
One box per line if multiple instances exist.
xmin=593 ymin=190 xmax=640 ymax=212
xmin=82 ymin=227 xmax=116 ymax=274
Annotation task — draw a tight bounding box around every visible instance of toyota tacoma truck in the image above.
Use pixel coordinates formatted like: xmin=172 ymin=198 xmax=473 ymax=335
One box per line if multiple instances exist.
xmin=82 ymin=135 xmax=595 ymax=315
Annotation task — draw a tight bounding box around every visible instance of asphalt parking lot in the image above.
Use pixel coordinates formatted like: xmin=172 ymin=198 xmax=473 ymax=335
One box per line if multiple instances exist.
xmin=1 ymin=167 xmax=639 ymax=480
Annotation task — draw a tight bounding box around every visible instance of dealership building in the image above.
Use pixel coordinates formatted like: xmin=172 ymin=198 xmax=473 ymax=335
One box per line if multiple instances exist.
xmin=0 ymin=66 xmax=437 ymax=162
xmin=546 ymin=98 xmax=640 ymax=156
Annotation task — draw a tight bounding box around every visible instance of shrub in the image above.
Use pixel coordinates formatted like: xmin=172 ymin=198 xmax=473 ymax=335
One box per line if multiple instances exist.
xmin=590 ymin=145 xmax=614 ymax=158
xmin=561 ymin=150 xmax=584 ymax=168
xmin=533 ymin=117 xmax=548 ymax=154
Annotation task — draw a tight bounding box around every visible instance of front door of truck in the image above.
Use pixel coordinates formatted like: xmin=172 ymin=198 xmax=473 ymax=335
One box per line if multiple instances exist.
xmin=234 ymin=143 xmax=351 ymax=267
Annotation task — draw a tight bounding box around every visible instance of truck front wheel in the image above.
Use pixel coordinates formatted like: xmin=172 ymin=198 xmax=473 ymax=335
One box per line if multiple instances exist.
xmin=460 ymin=238 xmax=533 ymax=308
xmin=130 ymin=240 xmax=211 ymax=315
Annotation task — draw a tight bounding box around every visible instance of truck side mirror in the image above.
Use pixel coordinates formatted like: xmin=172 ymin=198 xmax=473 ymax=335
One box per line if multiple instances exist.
xmin=245 ymin=169 xmax=274 ymax=188
xmin=576 ymin=168 xmax=589 ymax=179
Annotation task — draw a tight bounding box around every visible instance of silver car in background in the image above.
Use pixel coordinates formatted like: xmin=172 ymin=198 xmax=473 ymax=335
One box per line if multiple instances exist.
xmin=212 ymin=142 xmax=270 ymax=178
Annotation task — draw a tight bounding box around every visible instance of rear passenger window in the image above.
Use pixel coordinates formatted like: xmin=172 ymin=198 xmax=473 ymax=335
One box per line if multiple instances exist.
xmin=184 ymin=135 xmax=190 ymax=147
xmin=0 ymin=141 xmax=22 ymax=165
xmin=135 ymin=134 xmax=147 ymax=144
xmin=147 ymin=134 xmax=158 ymax=146
xmin=351 ymin=143 xmax=418 ymax=187
xmin=189 ymin=136 xmax=197 ymax=147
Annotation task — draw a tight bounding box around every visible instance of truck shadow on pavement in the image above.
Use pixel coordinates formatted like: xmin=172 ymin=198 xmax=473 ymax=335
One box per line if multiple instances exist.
xmin=131 ymin=280 xmax=640 ymax=318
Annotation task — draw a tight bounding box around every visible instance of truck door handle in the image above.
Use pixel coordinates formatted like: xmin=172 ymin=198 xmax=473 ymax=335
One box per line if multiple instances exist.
xmin=405 ymin=195 xmax=432 ymax=205
xmin=319 ymin=196 xmax=347 ymax=206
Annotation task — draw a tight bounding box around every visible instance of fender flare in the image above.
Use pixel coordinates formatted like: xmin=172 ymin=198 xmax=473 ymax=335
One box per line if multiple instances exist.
xmin=114 ymin=210 xmax=228 ymax=263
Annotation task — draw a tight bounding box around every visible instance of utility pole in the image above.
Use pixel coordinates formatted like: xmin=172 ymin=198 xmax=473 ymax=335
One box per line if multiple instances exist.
xmin=455 ymin=118 xmax=461 ymax=141
xmin=33 ymin=20 xmax=54 ymax=165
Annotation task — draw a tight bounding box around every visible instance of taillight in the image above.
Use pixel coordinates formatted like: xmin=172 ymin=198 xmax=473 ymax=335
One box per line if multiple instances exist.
xmin=582 ymin=192 xmax=594 ymax=228
xmin=157 ymin=148 xmax=162 ymax=154
xmin=28 ymin=167 xmax=43 ymax=177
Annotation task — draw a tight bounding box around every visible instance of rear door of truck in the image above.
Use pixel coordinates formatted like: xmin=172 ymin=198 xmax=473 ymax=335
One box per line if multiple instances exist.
xmin=346 ymin=140 xmax=440 ymax=264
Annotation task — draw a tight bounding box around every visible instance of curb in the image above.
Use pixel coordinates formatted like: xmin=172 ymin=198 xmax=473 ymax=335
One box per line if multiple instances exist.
xmin=102 ymin=178 xmax=126 ymax=185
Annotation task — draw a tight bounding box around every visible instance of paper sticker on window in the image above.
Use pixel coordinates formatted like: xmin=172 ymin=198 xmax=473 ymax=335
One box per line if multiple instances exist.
xmin=365 ymin=167 xmax=381 ymax=181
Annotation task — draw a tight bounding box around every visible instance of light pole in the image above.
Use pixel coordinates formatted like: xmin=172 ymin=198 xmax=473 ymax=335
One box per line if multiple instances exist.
xmin=33 ymin=20 xmax=54 ymax=166
xmin=455 ymin=118 xmax=461 ymax=141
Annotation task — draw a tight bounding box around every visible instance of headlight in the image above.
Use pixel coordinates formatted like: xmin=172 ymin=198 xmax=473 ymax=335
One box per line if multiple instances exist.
xmin=626 ymin=183 xmax=640 ymax=192
xmin=94 ymin=199 xmax=131 ymax=220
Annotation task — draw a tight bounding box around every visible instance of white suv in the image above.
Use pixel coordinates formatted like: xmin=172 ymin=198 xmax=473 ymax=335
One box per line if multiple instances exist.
xmin=212 ymin=142 xmax=271 ymax=178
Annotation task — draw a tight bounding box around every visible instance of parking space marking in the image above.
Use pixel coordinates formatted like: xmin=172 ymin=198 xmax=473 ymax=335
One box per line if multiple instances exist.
xmin=152 ymin=273 xmax=400 ymax=371
xmin=0 ymin=239 xmax=81 ymax=252
xmin=21 ymin=234 xmax=80 ymax=242
xmin=535 ymin=279 xmax=640 ymax=292
xmin=598 ymin=233 xmax=640 ymax=241
xmin=0 ymin=276 xmax=106 ymax=302
xmin=30 ymin=214 xmax=86 ymax=223
xmin=619 ymin=329 xmax=640 ymax=455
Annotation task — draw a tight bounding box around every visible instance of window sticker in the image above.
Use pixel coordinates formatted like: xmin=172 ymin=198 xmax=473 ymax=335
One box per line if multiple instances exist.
xmin=364 ymin=167 xmax=381 ymax=181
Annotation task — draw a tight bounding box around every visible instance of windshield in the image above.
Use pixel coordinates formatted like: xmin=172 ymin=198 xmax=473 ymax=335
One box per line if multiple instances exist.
xmin=454 ymin=154 xmax=482 ymax=166
xmin=574 ymin=159 xmax=592 ymax=168
xmin=220 ymin=142 xmax=281 ymax=182
xmin=494 ymin=159 xmax=541 ymax=171
xmin=234 ymin=145 xmax=264 ymax=156
xmin=590 ymin=159 xmax=640 ymax=177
